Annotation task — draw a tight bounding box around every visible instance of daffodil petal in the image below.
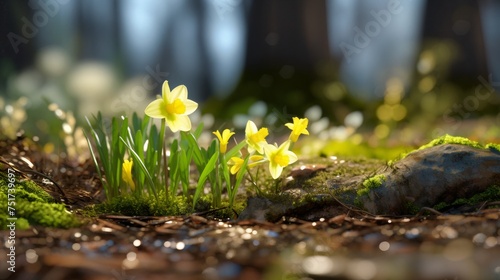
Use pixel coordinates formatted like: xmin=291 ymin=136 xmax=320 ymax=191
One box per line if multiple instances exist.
xmin=230 ymin=165 xmax=239 ymax=174
xmin=144 ymin=99 xmax=167 ymax=119
xmin=222 ymin=129 xmax=235 ymax=141
xmin=279 ymin=140 xmax=291 ymax=152
xmin=162 ymin=81 xmax=171 ymax=103
xmin=262 ymin=143 xmax=273 ymax=159
xmin=183 ymin=99 xmax=198 ymax=115
xmin=269 ymin=162 xmax=283 ymax=179
xmin=245 ymin=120 xmax=258 ymax=136
xmin=213 ymin=130 xmax=222 ymax=141
xmin=166 ymin=114 xmax=191 ymax=132
xmin=228 ymin=157 xmax=244 ymax=174
xmin=287 ymin=151 xmax=298 ymax=164
xmin=170 ymin=85 xmax=188 ymax=101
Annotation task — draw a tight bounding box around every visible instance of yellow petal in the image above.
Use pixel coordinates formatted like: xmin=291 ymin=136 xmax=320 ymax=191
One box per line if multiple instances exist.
xmin=250 ymin=155 xmax=264 ymax=161
xmin=230 ymin=165 xmax=240 ymax=175
xmin=228 ymin=157 xmax=244 ymax=174
xmin=182 ymin=99 xmax=198 ymax=115
xmin=222 ymin=129 xmax=235 ymax=143
xmin=278 ymin=140 xmax=291 ymax=152
xmin=269 ymin=162 xmax=283 ymax=179
xmin=166 ymin=114 xmax=192 ymax=132
xmin=245 ymin=120 xmax=258 ymax=135
xmin=169 ymin=85 xmax=188 ymax=102
xmin=144 ymin=99 xmax=167 ymax=119
xmin=162 ymin=81 xmax=172 ymax=103
xmin=213 ymin=130 xmax=223 ymax=142
xmin=286 ymin=150 xmax=298 ymax=164
xmin=122 ymin=159 xmax=135 ymax=190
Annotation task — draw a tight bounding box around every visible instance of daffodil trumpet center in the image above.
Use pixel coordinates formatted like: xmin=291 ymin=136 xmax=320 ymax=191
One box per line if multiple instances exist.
xmin=249 ymin=132 xmax=265 ymax=144
xmin=166 ymin=99 xmax=186 ymax=115
xmin=273 ymin=153 xmax=289 ymax=167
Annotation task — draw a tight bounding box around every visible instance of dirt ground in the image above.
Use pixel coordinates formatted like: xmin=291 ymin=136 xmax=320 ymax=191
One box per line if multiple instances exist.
xmin=1 ymin=136 xmax=500 ymax=280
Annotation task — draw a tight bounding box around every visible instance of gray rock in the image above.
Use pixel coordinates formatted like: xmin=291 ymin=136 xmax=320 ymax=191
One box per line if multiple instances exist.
xmin=360 ymin=144 xmax=500 ymax=215
xmin=238 ymin=197 xmax=274 ymax=221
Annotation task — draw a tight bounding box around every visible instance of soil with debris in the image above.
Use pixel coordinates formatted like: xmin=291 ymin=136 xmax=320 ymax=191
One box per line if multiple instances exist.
xmin=1 ymin=137 xmax=500 ymax=280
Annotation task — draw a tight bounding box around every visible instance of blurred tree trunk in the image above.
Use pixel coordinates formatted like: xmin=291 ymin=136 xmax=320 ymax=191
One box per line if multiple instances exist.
xmin=420 ymin=0 xmax=488 ymax=83
xmin=1 ymin=0 xmax=36 ymax=84
xmin=245 ymin=0 xmax=331 ymax=71
xmin=214 ymin=0 xmax=339 ymax=120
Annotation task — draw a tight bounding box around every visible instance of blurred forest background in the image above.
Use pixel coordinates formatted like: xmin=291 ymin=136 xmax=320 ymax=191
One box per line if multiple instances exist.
xmin=1 ymin=0 xmax=499 ymax=149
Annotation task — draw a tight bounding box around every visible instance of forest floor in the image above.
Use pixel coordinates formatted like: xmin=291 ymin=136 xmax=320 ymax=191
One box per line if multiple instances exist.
xmin=1 ymin=136 xmax=500 ymax=280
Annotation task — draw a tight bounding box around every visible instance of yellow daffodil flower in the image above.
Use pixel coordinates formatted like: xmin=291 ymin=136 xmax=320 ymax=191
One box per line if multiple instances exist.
xmin=122 ymin=158 xmax=135 ymax=191
xmin=285 ymin=117 xmax=309 ymax=142
xmin=228 ymin=157 xmax=244 ymax=175
xmin=144 ymin=81 xmax=198 ymax=132
xmin=227 ymin=155 xmax=265 ymax=175
xmin=213 ymin=129 xmax=235 ymax=153
xmin=263 ymin=140 xmax=298 ymax=179
xmin=245 ymin=120 xmax=268 ymax=154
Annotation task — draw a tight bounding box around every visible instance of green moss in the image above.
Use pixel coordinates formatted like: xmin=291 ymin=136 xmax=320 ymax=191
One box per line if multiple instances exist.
xmin=403 ymin=201 xmax=420 ymax=215
xmin=357 ymin=174 xmax=386 ymax=196
xmin=433 ymin=185 xmax=500 ymax=211
xmin=354 ymin=197 xmax=363 ymax=209
xmin=422 ymin=135 xmax=482 ymax=149
xmin=91 ymin=192 xmax=247 ymax=220
xmin=390 ymin=134 xmax=499 ymax=165
xmin=93 ymin=192 xmax=190 ymax=216
xmin=0 ymin=173 xmax=79 ymax=229
xmin=486 ymin=143 xmax=500 ymax=153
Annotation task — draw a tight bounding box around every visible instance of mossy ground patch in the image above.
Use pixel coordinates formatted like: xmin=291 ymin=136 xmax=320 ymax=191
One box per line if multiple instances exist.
xmin=0 ymin=173 xmax=79 ymax=229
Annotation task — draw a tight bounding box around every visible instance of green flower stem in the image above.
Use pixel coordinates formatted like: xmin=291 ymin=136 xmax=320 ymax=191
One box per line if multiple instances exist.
xmin=246 ymin=168 xmax=263 ymax=196
xmin=215 ymin=153 xmax=224 ymax=208
xmin=158 ymin=118 xmax=168 ymax=198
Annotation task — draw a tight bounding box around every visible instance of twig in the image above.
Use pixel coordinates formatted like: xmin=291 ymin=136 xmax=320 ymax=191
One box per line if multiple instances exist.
xmin=0 ymin=157 xmax=68 ymax=203
xmin=415 ymin=207 xmax=443 ymax=216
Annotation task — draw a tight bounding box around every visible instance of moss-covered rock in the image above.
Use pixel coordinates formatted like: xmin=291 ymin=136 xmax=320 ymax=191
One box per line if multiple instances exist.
xmin=357 ymin=174 xmax=386 ymax=196
xmin=238 ymin=158 xmax=385 ymax=221
xmin=0 ymin=173 xmax=79 ymax=229
xmin=232 ymin=135 xmax=500 ymax=221
xmin=359 ymin=141 xmax=500 ymax=215
xmin=391 ymin=134 xmax=499 ymax=165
